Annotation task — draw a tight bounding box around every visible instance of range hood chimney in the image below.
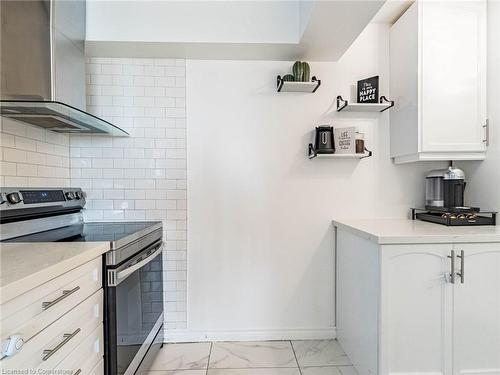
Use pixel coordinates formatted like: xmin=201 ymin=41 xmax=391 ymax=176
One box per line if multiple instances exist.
xmin=0 ymin=0 xmax=128 ymax=136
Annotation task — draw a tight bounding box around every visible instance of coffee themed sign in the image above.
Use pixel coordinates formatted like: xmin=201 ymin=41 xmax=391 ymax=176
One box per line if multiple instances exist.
xmin=357 ymin=76 xmax=379 ymax=103
xmin=334 ymin=126 xmax=356 ymax=154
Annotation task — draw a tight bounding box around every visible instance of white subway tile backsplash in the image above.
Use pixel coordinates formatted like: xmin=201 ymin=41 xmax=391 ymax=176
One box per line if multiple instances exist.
xmin=134 ymin=159 xmax=155 ymax=169
xmin=63 ymin=57 xmax=188 ymax=328
xmin=113 ymin=199 xmax=133 ymax=209
xmin=4 ymin=176 xmax=28 ymax=186
xmin=91 ymin=137 xmax=114 ymax=148
xmin=15 ymin=137 xmax=37 ymax=151
xmin=1 ymin=161 xmax=17 ymax=176
xmin=91 ymin=158 xmax=114 ymax=168
xmin=101 ymin=64 xmax=123 ymax=75
xmin=2 ymin=121 xmax=27 ymax=137
xmin=91 ymin=74 xmax=113 ymax=85
xmin=0 ymin=133 xmax=16 ymax=148
xmin=104 ymin=189 xmax=125 ymax=199
xmin=81 ymin=168 xmax=103 ymax=178
xmin=133 ymin=76 xmax=155 ymax=87
xmin=124 ymin=168 xmax=145 ymax=179
xmin=123 ymin=65 xmax=144 ymax=76
xmin=155 ymin=76 xmax=176 ymax=87
xmin=124 ymin=190 xmax=146 ymax=200
xmin=135 ymin=200 xmax=155 ymax=209
xmin=71 ymin=158 xmax=92 ymax=168
xmin=103 ymin=210 xmax=124 ymax=220
xmin=93 ymin=200 xmax=114 ymax=209
xmin=124 ymin=210 xmax=146 ymax=220
xmin=16 ymin=163 xmax=38 ymax=177
xmin=25 ymin=126 xmax=46 ymax=142
xmin=113 ymin=96 xmax=134 ymax=107
xmin=113 ymin=75 xmax=134 ymax=86
xmin=3 ymin=148 xmax=26 ymax=163
xmin=135 ymin=179 xmax=155 ymax=189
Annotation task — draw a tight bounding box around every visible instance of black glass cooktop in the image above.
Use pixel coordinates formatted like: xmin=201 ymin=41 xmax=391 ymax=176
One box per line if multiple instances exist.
xmin=4 ymin=221 xmax=162 ymax=243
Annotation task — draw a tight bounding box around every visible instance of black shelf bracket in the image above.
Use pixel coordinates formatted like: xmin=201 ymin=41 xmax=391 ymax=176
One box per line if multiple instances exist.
xmin=277 ymin=76 xmax=321 ymax=93
xmin=379 ymin=96 xmax=395 ymax=112
xmin=336 ymin=95 xmax=348 ymax=111
xmin=360 ymin=147 xmax=373 ymax=159
xmin=308 ymin=143 xmax=317 ymax=159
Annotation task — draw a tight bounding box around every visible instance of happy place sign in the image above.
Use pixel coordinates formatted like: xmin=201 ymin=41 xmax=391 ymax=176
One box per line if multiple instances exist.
xmin=357 ymin=76 xmax=379 ymax=104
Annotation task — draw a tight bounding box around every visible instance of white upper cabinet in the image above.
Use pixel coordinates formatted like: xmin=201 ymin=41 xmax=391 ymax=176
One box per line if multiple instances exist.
xmin=390 ymin=1 xmax=487 ymax=164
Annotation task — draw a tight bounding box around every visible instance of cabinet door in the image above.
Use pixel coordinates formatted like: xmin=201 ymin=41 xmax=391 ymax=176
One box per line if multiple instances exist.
xmin=420 ymin=0 xmax=487 ymax=153
xmin=380 ymin=244 xmax=453 ymax=375
xmin=452 ymin=244 xmax=500 ymax=375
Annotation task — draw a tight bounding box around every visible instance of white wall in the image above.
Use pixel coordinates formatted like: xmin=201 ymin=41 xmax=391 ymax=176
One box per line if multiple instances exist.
xmin=460 ymin=1 xmax=500 ymax=209
xmin=184 ymin=24 xmax=445 ymax=341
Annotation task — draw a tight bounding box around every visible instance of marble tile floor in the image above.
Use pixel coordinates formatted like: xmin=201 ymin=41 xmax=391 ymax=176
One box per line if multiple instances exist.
xmin=147 ymin=339 xmax=357 ymax=375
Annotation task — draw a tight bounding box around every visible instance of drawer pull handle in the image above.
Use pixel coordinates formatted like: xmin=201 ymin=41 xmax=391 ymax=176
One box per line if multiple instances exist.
xmin=42 ymin=286 xmax=81 ymax=310
xmin=74 ymin=370 xmax=82 ymax=375
xmin=42 ymin=328 xmax=81 ymax=361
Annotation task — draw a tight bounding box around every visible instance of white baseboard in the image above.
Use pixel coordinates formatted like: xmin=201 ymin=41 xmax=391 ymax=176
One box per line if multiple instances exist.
xmin=164 ymin=327 xmax=336 ymax=343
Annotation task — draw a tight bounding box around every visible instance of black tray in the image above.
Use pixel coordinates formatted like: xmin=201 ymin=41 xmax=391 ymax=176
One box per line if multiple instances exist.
xmin=411 ymin=208 xmax=497 ymax=226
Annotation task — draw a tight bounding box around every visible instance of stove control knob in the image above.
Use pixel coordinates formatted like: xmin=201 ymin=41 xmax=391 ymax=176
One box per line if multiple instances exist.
xmin=75 ymin=191 xmax=85 ymax=200
xmin=6 ymin=192 xmax=22 ymax=204
xmin=65 ymin=192 xmax=75 ymax=200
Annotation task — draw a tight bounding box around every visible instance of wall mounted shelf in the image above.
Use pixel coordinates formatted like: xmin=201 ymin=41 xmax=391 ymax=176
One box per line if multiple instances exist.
xmin=336 ymin=95 xmax=394 ymax=112
xmin=308 ymin=143 xmax=372 ymax=159
xmin=277 ymin=76 xmax=321 ymax=93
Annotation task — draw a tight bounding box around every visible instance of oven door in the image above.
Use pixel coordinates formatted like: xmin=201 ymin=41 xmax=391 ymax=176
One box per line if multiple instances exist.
xmin=105 ymin=240 xmax=164 ymax=375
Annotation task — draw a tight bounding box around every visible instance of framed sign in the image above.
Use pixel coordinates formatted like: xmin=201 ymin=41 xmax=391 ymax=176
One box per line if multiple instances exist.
xmin=357 ymin=76 xmax=379 ymax=103
xmin=334 ymin=126 xmax=356 ymax=154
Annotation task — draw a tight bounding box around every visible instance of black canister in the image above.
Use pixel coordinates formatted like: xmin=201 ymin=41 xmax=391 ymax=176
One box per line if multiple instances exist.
xmin=443 ymin=166 xmax=466 ymax=208
xmin=314 ymin=126 xmax=335 ymax=154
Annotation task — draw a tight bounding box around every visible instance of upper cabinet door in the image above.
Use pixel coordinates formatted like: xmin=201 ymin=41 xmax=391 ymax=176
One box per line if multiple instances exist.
xmin=452 ymin=243 xmax=500 ymax=375
xmin=420 ymin=0 xmax=487 ymax=153
xmin=390 ymin=0 xmax=487 ymax=163
xmin=380 ymin=244 xmax=453 ymax=375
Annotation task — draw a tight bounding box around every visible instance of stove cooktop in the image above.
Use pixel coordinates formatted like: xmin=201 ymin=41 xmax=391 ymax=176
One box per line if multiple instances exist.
xmin=4 ymin=221 xmax=163 ymax=246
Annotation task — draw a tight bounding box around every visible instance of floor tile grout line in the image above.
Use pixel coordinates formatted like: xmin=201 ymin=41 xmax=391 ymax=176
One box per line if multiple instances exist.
xmin=206 ymin=341 xmax=213 ymax=375
xmin=290 ymin=340 xmax=303 ymax=375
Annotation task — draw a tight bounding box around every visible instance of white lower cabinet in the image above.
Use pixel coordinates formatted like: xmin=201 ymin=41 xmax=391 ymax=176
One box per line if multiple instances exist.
xmin=452 ymin=244 xmax=500 ymax=375
xmin=380 ymin=244 xmax=453 ymax=375
xmin=0 ymin=257 xmax=104 ymax=375
xmin=336 ymin=229 xmax=500 ymax=375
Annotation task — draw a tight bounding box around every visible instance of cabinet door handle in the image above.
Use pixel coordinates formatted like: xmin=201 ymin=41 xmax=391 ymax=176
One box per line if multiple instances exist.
xmin=42 ymin=328 xmax=81 ymax=361
xmin=483 ymin=119 xmax=490 ymax=146
xmin=42 ymin=286 xmax=80 ymax=310
xmin=448 ymin=250 xmax=455 ymax=284
xmin=457 ymin=250 xmax=465 ymax=284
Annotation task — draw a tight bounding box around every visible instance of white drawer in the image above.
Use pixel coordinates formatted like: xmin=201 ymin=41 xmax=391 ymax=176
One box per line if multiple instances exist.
xmin=1 ymin=257 xmax=101 ymax=343
xmin=56 ymin=324 xmax=103 ymax=375
xmin=1 ymin=290 xmax=103 ymax=371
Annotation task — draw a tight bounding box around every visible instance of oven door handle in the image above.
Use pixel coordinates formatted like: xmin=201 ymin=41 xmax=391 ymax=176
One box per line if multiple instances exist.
xmin=113 ymin=242 xmax=163 ymax=285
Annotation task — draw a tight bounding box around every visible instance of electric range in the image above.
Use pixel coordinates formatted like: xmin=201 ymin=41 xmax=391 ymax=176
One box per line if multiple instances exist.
xmin=0 ymin=187 xmax=164 ymax=375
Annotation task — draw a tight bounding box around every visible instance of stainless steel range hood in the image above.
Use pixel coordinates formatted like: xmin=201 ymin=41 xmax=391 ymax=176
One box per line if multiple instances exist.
xmin=0 ymin=0 xmax=128 ymax=136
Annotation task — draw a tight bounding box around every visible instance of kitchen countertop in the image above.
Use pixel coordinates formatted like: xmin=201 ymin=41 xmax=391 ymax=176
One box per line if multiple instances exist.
xmin=333 ymin=218 xmax=500 ymax=245
xmin=0 ymin=242 xmax=109 ymax=304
